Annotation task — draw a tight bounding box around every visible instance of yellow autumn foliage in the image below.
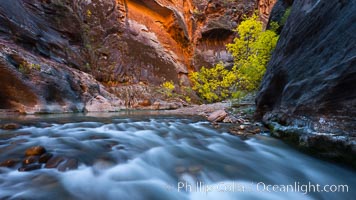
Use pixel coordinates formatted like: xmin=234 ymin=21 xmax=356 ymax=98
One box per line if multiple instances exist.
xmin=190 ymin=14 xmax=279 ymax=102
xmin=190 ymin=62 xmax=236 ymax=102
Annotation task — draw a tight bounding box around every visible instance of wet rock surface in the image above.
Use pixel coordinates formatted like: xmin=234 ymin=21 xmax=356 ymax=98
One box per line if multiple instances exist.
xmin=256 ymin=0 xmax=356 ymax=167
xmin=22 ymin=156 xmax=39 ymax=165
xmin=18 ymin=163 xmax=42 ymax=172
xmin=57 ymin=158 xmax=79 ymax=172
xmin=25 ymin=146 xmax=46 ymax=156
xmin=39 ymin=153 xmax=53 ymax=163
xmin=0 ymin=159 xmax=18 ymax=168
xmin=0 ymin=145 xmax=78 ymax=172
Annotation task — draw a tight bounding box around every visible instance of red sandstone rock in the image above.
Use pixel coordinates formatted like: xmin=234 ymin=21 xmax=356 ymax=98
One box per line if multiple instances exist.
xmin=0 ymin=0 xmax=259 ymax=112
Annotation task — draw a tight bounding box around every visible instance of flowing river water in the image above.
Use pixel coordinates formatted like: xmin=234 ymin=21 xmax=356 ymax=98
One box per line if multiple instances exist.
xmin=0 ymin=113 xmax=355 ymax=200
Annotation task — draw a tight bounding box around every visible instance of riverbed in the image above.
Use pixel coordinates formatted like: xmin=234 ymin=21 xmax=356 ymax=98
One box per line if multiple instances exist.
xmin=0 ymin=114 xmax=355 ymax=199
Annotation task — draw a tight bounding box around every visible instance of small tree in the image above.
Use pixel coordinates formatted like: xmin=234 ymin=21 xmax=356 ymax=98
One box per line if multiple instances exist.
xmin=227 ymin=14 xmax=279 ymax=92
xmin=190 ymin=14 xmax=279 ymax=102
xmin=189 ymin=62 xmax=236 ymax=103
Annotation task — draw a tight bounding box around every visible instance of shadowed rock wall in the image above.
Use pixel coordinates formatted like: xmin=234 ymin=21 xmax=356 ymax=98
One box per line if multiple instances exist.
xmin=256 ymin=0 xmax=356 ymax=166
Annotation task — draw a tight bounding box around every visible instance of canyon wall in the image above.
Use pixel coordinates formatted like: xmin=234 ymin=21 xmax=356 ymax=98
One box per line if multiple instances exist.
xmin=0 ymin=0 xmax=264 ymax=113
xmin=258 ymin=0 xmax=277 ymax=24
xmin=256 ymin=0 xmax=356 ymax=165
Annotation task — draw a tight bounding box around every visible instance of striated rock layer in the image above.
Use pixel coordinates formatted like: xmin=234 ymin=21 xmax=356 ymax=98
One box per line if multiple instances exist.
xmin=0 ymin=0 xmax=262 ymax=112
xmin=256 ymin=0 xmax=356 ymax=166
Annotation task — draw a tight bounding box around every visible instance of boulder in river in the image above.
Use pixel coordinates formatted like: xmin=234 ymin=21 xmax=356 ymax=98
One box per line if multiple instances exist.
xmin=208 ymin=110 xmax=228 ymax=122
xmin=25 ymin=146 xmax=46 ymax=156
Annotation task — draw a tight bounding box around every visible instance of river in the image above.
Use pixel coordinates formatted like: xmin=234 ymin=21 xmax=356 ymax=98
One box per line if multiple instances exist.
xmin=0 ymin=113 xmax=355 ymax=200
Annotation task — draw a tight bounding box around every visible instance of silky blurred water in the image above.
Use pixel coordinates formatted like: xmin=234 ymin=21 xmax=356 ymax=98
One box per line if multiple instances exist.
xmin=0 ymin=114 xmax=355 ymax=200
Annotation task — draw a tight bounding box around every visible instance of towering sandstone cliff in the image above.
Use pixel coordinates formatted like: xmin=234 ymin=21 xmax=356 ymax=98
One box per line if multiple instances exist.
xmin=0 ymin=0 xmax=263 ymax=113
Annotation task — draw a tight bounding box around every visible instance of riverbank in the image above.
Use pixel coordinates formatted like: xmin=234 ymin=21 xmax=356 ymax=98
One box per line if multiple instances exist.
xmin=167 ymin=101 xmax=356 ymax=170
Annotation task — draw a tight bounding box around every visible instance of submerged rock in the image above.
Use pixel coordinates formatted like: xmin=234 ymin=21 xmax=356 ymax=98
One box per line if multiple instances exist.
xmin=38 ymin=153 xmax=53 ymax=164
xmin=2 ymin=147 xmax=80 ymax=172
xmin=58 ymin=159 xmax=78 ymax=172
xmin=0 ymin=159 xmax=19 ymax=168
xmin=45 ymin=156 xmax=66 ymax=169
xmin=18 ymin=164 xmax=42 ymax=172
xmin=25 ymin=146 xmax=46 ymax=156
xmin=44 ymin=155 xmax=78 ymax=172
xmin=22 ymin=156 xmax=39 ymax=165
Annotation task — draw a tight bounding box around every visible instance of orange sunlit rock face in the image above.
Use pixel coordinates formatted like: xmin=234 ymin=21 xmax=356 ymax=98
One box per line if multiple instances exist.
xmin=259 ymin=0 xmax=277 ymax=24
xmin=119 ymin=0 xmax=262 ymax=76
xmin=126 ymin=0 xmax=191 ymax=66
xmin=123 ymin=0 xmax=194 ymax=80
xmin=0 ymin=0 xmax=270 ymax=112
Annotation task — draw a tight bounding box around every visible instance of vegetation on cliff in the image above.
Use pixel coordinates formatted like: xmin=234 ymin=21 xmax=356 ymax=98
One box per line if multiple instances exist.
xmin=190 ymin=14 xmax=279 ymax=103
